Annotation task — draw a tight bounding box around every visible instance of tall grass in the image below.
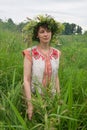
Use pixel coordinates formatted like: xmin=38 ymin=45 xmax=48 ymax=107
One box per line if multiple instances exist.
xmin=0 ymin=29 xmax=87 ymax=130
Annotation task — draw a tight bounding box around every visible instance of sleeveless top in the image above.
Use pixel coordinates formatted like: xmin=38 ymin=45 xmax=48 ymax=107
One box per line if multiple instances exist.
xmin=23 ymin=45 xmax=61 ymax=94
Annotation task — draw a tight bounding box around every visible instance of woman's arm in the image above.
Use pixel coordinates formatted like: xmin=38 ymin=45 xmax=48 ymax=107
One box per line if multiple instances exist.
xmin=55 ymin=75 xmax=60 ymax=94
xmin=23 ymin=56 xmax=33 ymax=120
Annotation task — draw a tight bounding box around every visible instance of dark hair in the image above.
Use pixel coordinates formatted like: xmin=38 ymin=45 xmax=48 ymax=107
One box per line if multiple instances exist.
xmin=32 ymin=18 xmax=59 ymax=41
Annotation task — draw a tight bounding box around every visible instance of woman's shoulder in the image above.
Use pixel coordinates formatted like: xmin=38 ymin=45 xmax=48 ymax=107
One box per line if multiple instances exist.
xmin=22 ymin=46 xmax=37 ymax=61
xmin=24 ymin=45 xmax=37 ymax=52
xmin=51 ymin=47 xmax=61 ymax=59
xmin=51 ymin=47 xmax=61 ymax=53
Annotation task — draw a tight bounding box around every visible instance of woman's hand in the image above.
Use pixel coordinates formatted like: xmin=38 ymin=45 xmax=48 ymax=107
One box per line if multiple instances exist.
xmin=23 ymin=56 xmax=33 ymax=120
xmin=26 ymin=103 xmax=33 ymax=120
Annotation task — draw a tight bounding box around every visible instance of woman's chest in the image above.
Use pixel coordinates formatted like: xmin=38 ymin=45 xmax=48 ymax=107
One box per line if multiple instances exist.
xmin=32 ymin=57 xmax=59 ymax=73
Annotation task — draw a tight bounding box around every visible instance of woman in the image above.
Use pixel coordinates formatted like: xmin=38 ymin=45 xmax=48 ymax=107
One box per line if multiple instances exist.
xmin=23 ymin=16 xmax=61 ymax=120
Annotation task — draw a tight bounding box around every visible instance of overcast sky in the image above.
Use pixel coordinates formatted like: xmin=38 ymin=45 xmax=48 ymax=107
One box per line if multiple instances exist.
xmin=0 ymin=0 xmax=87 ymax=31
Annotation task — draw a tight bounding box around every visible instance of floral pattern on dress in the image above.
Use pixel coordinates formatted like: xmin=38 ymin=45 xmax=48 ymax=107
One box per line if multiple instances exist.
xmin=32 ymin=48 xmax=45 ymax=60
xmin=52 ymin=49 xmax=59 ymax=59
xmin=32 ymin=48 xmax=40 ymax=60
xmin=23 ymin=46 xmax=61 ymax=91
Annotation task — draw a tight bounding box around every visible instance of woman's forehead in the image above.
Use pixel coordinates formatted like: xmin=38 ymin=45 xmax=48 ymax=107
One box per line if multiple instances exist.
xmin=38 ymin=26 xmax=50 ymax=31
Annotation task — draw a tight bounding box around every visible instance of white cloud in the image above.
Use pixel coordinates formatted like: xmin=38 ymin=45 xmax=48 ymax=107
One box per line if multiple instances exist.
xmin=0 ymin=0 xmax=87 ymax=31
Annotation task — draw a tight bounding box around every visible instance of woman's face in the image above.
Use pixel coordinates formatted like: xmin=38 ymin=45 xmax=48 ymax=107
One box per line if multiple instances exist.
xmin=37 ymin=26 xmax=52 ymax=44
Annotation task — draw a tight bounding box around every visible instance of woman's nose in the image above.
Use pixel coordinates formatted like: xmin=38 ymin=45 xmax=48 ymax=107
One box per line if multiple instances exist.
xmin=44 ymin=31 xmax=48 ymax=35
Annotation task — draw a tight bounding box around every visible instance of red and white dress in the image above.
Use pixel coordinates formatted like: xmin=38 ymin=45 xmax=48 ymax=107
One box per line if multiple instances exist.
xmin=23 ymin=45 xmax=61 ymax=94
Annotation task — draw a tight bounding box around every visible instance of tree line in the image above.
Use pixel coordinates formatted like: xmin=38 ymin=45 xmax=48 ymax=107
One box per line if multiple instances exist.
xmin=0 ymin=18 xmax=86 ymax=35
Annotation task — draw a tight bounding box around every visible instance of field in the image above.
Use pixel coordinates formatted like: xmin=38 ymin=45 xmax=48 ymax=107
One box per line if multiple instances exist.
xmin=0 ymin=29 xmax=87 ymax=130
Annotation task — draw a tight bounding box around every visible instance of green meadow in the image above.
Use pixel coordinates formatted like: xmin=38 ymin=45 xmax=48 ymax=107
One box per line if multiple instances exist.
xmin=0 ymin=29 xmax=87 ymax=130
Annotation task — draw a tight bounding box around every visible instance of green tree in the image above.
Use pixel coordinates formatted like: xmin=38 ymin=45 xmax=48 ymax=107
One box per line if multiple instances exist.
xmin=71 ymin=23 xmax=76 ymax=34
xmin=17 ymin=22 xmax=27 ymax=32
xmin=62 ymin=23 xmax=82 ymax=35
xmin=6 ymin=18 xmax=17 ymax=31
xmin=84 ymin=30 xmax=87 ymax=35
xmin=76 ymin=25 xmax=82 ymax=34
xmin=62 ymin=23 xmax=71 ymax=35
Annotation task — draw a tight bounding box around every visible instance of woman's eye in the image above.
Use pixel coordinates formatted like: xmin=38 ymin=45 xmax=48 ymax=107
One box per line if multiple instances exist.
xmin=39 ymin=30 xmax=51 ymax=33
xmin=40 ymin=30 xmax=44 ymax=33
xmin=47 ymin=30 xmax=51 ymax=32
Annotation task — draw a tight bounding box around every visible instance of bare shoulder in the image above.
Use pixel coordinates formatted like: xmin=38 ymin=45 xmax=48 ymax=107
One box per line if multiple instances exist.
xmin=23 ymin=45 xmax=37 ymax=52
xmin=52 ymin=47 xmax=61 ymax=55
xmin=23 ymin=46 xmax=37 ymax=62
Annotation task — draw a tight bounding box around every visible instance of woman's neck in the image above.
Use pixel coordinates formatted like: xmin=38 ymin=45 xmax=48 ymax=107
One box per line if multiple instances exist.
xmin=37 ymin=43 xmax=51 ymax=56
xmin=38 ymin=42 xmax=50 ymax=50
